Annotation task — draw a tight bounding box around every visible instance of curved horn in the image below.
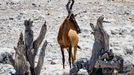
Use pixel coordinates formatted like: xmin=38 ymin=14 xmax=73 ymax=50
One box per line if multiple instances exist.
xmin=66 ymin=0 xmax=71 ymax=14
xmin=70 ymin=0 xmax=74 ymax=11
xmin=66 ymin=0 xmax=74 ymax=15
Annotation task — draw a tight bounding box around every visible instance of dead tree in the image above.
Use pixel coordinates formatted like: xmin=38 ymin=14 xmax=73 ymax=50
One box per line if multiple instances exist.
xmin=86 ymin=15 xmax=110 ymax=74
xmin=10 ymin=19 xmax=47 ymax=75
xmin=70 ymin=15 xmax=124 ymax=75
xmin=89 ymin=16 xmax=123 ymax=75
xmin=70 ymin=15 xmax=110 ymax=75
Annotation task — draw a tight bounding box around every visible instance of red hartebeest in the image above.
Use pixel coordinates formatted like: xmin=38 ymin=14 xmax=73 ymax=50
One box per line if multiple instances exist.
xmin=57 ymin=0 xmax=81 ymax=69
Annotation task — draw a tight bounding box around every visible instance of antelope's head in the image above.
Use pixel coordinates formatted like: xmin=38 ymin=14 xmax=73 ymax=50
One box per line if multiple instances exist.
xmin=66 ymin=0 xmax=81 ymax=33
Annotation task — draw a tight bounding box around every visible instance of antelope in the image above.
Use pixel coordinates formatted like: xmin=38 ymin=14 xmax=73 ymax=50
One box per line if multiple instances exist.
xmin=57 ymin=0 xmax=81 ymax=69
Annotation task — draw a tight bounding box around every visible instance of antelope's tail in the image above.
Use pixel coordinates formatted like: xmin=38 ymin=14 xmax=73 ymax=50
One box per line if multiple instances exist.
xmin=77 ymin=45 xmax=81 ymax=49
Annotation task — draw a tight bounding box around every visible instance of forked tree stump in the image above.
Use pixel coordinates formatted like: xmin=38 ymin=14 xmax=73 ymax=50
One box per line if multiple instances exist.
xmin=10 ymin=19 xmax=47 ymax=75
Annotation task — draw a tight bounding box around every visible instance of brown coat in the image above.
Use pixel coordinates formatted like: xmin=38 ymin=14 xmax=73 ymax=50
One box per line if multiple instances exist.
xmin=57 ymin=14 xmax=81 ymax=69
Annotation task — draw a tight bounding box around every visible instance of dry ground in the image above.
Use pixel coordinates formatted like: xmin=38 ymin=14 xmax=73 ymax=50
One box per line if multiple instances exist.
xmin=0 ymin=0 xmax=134 ymax=75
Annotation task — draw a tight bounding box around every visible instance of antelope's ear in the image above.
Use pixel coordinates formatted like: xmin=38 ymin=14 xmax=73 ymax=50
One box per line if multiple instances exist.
xmin=74 ymin=14 xmax=77 ymax=17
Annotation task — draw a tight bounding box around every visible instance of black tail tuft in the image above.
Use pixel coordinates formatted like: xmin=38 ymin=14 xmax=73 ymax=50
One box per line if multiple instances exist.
xmin=77 ymin=45 xmax=81 ymax=49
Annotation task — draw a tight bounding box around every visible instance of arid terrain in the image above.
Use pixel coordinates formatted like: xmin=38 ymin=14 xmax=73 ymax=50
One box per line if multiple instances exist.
xmin=0 ymin=0 xmax=134 ymax=75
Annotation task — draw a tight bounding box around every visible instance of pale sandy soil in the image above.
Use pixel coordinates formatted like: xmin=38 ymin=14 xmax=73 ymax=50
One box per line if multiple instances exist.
xmin=0 ymin=0 xmax=134 ymax=75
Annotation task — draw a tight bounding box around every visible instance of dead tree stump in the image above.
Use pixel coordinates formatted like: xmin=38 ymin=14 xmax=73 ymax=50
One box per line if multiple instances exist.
xmin=70 ymin=15 xmax=110 ymax=75
xmin=87 ymin=15 xmax=110 ymax=74
xmin=70 ymin=15 xmax=124 ymax=75
xmin=10 ymin=19 xmax=47 ymax=75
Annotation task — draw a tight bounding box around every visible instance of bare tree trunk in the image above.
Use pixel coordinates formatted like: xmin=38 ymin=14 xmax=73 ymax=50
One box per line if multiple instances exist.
xmin=10 ymin=19 xmax=47 ymax=75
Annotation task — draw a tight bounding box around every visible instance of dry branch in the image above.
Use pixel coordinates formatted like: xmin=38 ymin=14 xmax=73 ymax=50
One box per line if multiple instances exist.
xmin=35 ymin=40 xmax=48 ymax=75
xmin=33 ymin=21 xmax=47 ymax=51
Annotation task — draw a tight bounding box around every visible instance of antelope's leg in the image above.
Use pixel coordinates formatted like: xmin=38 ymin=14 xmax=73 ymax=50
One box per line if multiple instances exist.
xmin=67 ymin=48 xmax=74 ymax=63
xmin=69 ymin=45 xmax=72 ymax=68
xmin=73 ymin=46 xmax=77 ymax=63
xmin=61 ymin=47 xmax=65 ymax=69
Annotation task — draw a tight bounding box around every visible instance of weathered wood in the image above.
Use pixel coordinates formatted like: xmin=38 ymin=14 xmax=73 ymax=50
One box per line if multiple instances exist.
xmin=88 ymin=15 xmax=110 ymax=74
xmin=33 ymin=21 xmax=47 ymax=51
xmin=70 ymin=58 xmax=88 ymax=75
xmin=127 ymin=69 xmax=134 ymax=75
xmin=35 ymin=40 xmax=48 ymax=75
xmin=70 ymin=16 xmax=112 ymax=75
xmin=14 ymin=33 xmax=31 ymax=75
xmin=95 ymin=60 xmax=120 ymax=69
xmin=24 ymin=19 xmax=35 ymax=75
xmin=98 ymin=49 xmax=114 ymax=61
xmin=95 ymin=54 xmax=123 ymax=75
xmin=10 ymin=19 xmax=47 ymax=75
xmin=24 ymin=19 xmax=33 ymax=50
